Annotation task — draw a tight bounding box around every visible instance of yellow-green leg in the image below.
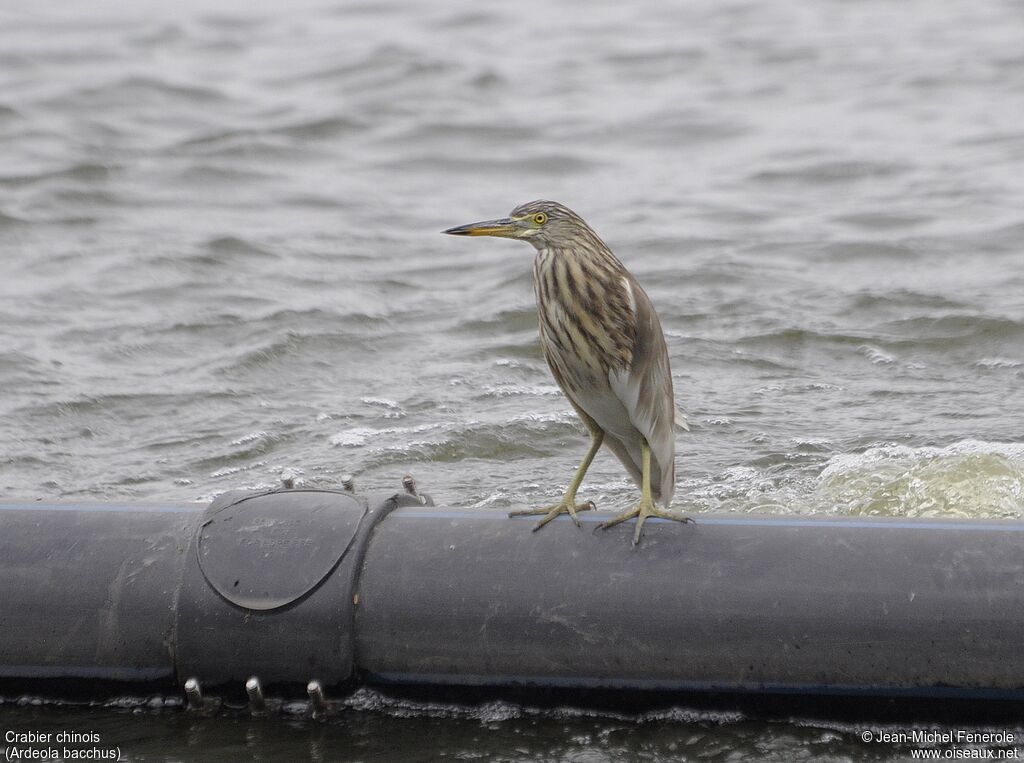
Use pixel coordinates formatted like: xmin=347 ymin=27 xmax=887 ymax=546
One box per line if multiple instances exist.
xmin=510 ymin=430 xmax=604 ymax=531
xmin=598 ymin=439 xmax=693 ymax=545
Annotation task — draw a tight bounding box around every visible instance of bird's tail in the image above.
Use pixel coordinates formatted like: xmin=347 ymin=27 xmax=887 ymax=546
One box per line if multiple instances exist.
xmin=675 ymin=404 xmax=690 ymax=433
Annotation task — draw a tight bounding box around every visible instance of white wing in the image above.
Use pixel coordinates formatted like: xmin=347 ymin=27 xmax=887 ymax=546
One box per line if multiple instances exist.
xmin=607 ymin=276 xmax=679 ymax=505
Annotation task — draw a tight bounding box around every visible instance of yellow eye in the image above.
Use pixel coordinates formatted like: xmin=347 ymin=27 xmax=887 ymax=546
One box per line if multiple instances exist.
xmin=533 ymin=212 xmax=548 ymax=225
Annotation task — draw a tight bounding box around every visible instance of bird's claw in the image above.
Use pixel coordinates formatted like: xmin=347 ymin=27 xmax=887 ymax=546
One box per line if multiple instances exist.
xmin=598 ymin=501 xmax=693 ymax=546
xmin=509 ymin=499 xmax=596 ymax=531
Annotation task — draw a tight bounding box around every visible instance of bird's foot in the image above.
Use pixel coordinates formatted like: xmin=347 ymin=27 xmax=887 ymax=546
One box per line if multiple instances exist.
xmin=509 ymin=498 xmax=596 ymax=531
xmin=598 ymin=499 xmax=693 ymax=546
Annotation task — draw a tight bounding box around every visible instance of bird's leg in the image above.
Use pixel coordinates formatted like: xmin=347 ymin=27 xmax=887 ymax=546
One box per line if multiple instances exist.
xmin=598 ymin=439 xmax=693 ymax=546
xmin=509 ymin=430 xmax=604 ymax=531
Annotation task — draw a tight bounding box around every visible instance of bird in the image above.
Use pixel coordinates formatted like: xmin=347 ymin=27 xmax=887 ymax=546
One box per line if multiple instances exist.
xmin=444 ymin=200 xmax=692 ymax=545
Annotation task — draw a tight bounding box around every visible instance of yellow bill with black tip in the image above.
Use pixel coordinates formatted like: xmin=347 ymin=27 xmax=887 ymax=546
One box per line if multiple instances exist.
xmin=442 ymin=218 xmax=519 ymax=237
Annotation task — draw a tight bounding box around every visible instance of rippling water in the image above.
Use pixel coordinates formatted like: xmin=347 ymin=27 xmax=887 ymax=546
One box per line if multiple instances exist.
xmin=2 ymin=0 xmax=1024 ymax=759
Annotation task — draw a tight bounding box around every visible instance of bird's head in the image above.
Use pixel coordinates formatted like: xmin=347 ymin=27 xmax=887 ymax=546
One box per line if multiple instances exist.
xmin=443 ymin=200 xmax=589 ymax=251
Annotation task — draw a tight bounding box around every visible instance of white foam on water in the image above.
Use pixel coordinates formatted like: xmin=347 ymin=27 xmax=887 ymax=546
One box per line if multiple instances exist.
xmin=480 ymin=382 xmax=564 ymax=398
xmin=468 ymin=491 xmax=508 ymax=508
xmin=330 ymin=423 xmax=442 ymax=448
xmin=858 ymin=344 xmax=897 ymax=365
xmin=360 ymin=397 xmax=402 ymax=409
xmin=361 ymin=397 xmax=406 ymax=418
xmin=341 ymin=687 xmax=742 ymax=725
xmin=684 ymin=440 xmax=1024 ymax=520
xmin=508 ymin=410 xmax=577 ymax=425
xmin=815 ymin=439 xmax=1024 ymax=519
xmin=974 ymin=357 xmax=1022 ymax=369
xmin=209 ymin=461 xmax=266 ymax=478
xmin=230 ymin=430 xmax=271 ymax=446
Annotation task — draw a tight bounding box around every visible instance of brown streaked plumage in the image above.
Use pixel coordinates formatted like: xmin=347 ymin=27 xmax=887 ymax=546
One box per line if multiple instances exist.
xmin=444 ymin=200 xmax=692 ymax=544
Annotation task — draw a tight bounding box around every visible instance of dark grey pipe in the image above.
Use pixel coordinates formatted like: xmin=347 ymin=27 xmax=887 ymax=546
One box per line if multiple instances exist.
xmin=357 ymin=508 xmax=1024 ymax=699
xmin=0 ymin=501 xmax=198 ymax=683
xmin=1 ymin=493 xmax=1022 ymax=700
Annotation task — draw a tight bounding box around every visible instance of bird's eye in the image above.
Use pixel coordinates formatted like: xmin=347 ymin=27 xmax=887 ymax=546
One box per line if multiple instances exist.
xmin=533 ymin=213 xmax=548 ymax=225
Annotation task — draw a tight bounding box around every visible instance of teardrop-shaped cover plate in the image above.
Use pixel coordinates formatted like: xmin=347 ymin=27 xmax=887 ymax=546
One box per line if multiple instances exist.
xmin=197 ymin=490 xmax=364 ymax=610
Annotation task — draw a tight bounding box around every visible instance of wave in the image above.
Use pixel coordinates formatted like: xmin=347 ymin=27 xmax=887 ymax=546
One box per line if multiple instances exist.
xmin=0 ymin=162 xmax=116 ymax=188
xmin=832 ymin=211 xmax=932 ymax=230
xmin=689 ymin=439 xmax=1024 ymax=520
xmin=215 ymin=328 xmax=385 ymax=374
xmin=817 ymin=241 xmax=920 ymax=260
xmin=750 ymin=160 xmax=911 ymax=184
xmin=733 ymin=314 xmax=1024 ymax=352
xmin=271 ymin=43 xmax=454 ymax=88
xmin=175 ymin=116 xmax=367 ymax=154
xmin=331 ymin=412 xmax=582 ymax=466
xmin=47 ymin=76 xmax=227 ymax=110
xmin=816 ymin=440 xmax=1024 ymax=519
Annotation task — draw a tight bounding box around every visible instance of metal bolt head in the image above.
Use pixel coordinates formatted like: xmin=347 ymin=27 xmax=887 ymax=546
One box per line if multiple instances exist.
xmin=246 ymin=676 xmax=266 ymax=713
xmin=307 ymin=680 xmax=328 ymax=716
xmin=402 ymin=474 xmax=418 ymax=496
xmin=184 ymin=677 xmax=203 ymax=708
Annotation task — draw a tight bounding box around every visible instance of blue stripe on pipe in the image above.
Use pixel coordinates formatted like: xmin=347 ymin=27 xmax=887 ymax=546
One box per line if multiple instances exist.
xmin=392 ymin=509 xmax=1024 ymax=532
xmin=1 ymin=502 xmax=1021 ymax=532
xmin=0 ymin=665 xmax=172 ymax=681
xmin=0 ymin=502 xmax=203 ymax=514
xmin=367 ymin=671 xmax=1024 ymax=701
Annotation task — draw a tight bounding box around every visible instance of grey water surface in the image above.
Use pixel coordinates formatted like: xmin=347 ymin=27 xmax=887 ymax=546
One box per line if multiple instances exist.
xmin=2 ymin=0 xmax=1024 ymax=760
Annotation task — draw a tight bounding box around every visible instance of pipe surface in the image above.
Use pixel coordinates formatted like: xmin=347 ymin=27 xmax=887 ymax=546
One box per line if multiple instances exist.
xmin=1 ymin=495 xmax=1022 ymax=701
xmin=355 ymin=508 xmax=1024 ymax=699
xmin=0 ymin=501 xmax=199 ymax=682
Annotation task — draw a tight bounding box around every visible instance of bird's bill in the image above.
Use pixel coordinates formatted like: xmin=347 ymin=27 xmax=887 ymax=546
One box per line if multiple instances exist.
xmin=442 ymin=218 xmax=520 ymax=238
